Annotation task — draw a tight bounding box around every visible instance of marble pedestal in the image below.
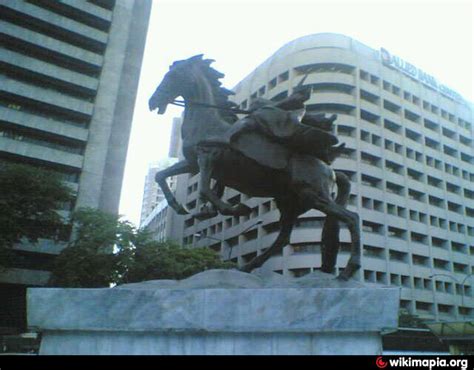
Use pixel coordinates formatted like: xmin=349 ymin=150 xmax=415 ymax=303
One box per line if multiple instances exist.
xmin=28 ymin=270 xmax=399 ymax=355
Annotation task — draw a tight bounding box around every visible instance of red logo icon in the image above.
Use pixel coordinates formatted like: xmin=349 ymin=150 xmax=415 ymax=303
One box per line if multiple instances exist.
xmin=376 ymin=357 xmax=388 ymax=369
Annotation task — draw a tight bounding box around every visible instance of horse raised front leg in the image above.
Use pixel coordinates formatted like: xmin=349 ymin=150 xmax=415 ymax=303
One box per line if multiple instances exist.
xmin=196 ymin=147 xmax=252 ymax=217
xmin=301 ymin=189 xmax=360 ymax=281
xmin=155 ymin=160 xmax=195 ymax=215
xmin=193 ymin=181 xmax=223 ymax=220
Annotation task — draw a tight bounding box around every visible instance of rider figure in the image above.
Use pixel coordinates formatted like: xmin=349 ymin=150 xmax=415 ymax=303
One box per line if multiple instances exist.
xmin=227 ymin=86 xmax=344 ymax=164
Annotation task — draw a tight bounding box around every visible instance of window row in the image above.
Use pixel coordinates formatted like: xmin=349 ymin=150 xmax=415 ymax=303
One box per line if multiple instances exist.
xmin=183 ymin=185 xmax=474 ymax=238
xmin=242 ymin=65 xmax=471 ymax=135
xmin=364 ymin=269 xmax=473 ymax=298
xmin=0 ymin=124 xmax=85 ymax=155
xmin=353 ymin=130 xmax=474 ymax=181
xmin=363 ymin=220 xmax=473 ymax=248
xmin=0 ymin=94 xmax=91 ymax=126
xmin=28 ymin=0 xmax=112 ymax=32
xmin=361 ymin=197 xmax=472 ymax=237
xmin=245 ymin=86 xmax=472 ymax=155
xmin=411 ymin=301 xmax=472 ymax=317
xmin=0 ymin=155 xmax=80 ymax=183
xmin=364 ymin=247 xmax=473 ymax=274
xmin=361 ymin=96 xmax=472 ymax=147
xmin=360 ymin=113 xmax=473 ymax=161
xmin=0 ymin=4 xmax=108 ymax=54
xmin=375 ymin=73 xmax=470 ymax=130
xmin=357 ymin=153 xmax=472 ymax=195
xmin=361 ymin=175 xmax=471 ymax=214
xmin=240 ymin=63 xmax=357 ymax=110
xmin=1 ymin=61 xmax=97 ymax=101
xmin=361 ymin=123 xmax=472 ymax=170
xmin=1 ymin=25 xmax=102 ymax=78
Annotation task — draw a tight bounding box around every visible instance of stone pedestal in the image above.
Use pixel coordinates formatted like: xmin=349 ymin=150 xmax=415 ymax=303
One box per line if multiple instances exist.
xmin=28 ymin=270 xmax=399 ymax=355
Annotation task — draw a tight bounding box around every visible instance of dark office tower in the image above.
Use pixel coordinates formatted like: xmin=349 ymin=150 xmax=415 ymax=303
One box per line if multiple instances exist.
xmin=0 ymin=0 xmax=151 ymax=333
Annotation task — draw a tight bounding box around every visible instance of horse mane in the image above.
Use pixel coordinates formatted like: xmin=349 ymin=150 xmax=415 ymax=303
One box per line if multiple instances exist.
xmin=176 ymin=56 xmax=239 ymax=123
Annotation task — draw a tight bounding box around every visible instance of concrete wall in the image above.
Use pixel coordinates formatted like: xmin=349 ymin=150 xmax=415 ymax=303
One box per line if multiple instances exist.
xmin=77 ymin=0 xmax=151 ymax=214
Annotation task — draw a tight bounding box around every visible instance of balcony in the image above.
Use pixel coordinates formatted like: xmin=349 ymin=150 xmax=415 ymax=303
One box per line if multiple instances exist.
xmin=0 ymin=21 xmax=103 ymax=69
xmin=0 ymin=137 xmax=83 ymax=169
xmin=0 ymin=49 xmax=98 ymax=96
xmin=1 ymin=1 xmax=108 ymax=46
xmin=1 ymin=75 xmax=94 ymax=117
xmin=0 ymin=106 xmax=88 ymax=141
xmin=304 ymin=72 xmax=355 ymax=87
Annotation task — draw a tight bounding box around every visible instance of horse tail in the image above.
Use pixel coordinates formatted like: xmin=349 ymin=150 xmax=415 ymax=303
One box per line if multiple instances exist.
xmin=321 ymin=171 xmax=351 ymax=273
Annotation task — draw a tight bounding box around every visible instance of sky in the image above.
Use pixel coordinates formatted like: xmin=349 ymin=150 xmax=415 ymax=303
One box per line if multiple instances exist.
xmin=119 ymin=0 xmax=473 ymax=226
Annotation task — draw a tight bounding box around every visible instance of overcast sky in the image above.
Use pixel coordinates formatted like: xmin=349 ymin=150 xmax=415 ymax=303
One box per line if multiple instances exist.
xmin=119 ymin=0 xmax=473 ymax=226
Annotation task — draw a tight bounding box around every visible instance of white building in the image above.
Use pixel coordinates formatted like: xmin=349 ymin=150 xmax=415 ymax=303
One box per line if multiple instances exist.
xmin=140 ymin=118 xmax=183 ymax=239
xmin=140 ymin=159 xmax=178 ymax=226
xmin=172 ymin=33 xmax=474 ymax=322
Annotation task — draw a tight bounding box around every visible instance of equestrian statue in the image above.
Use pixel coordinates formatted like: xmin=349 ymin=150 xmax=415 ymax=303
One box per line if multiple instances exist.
xmin=148 ymin=55 xmax=360 ymax=280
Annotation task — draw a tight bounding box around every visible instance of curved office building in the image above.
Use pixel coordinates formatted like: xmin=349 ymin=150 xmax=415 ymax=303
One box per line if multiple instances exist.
xmin=177 ymin=33 xmax=474 ymax=321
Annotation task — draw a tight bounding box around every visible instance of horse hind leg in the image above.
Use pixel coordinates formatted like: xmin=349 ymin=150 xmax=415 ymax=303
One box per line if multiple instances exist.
xmin=240 ymin=203 xmax=298 ymax=273
xmin=301 ymin=189 xmax=360 ymax=280
xmin=321 ymin=171 xmax=351 ymax=274
xmin=321 ymin=216 xmax=339 ymax=274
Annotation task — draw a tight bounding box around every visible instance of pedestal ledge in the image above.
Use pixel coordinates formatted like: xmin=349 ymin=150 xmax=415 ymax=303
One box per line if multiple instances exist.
xmin=28 ymin=270 xmax=400 ymax=355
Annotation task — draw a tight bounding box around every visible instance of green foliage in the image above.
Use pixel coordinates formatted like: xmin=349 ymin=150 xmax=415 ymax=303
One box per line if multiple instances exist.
xmin=121 ymin=241 xmax=235 ymax=283
xmin=48 ymin=241 xmax=118 ymax=288
xmin=49 ymin=208 xmax=235 ymax=288
xmin=0 ymin=163 xmax=73 ymax=263
xmin=48 ymin=208 xmax=144 ymax=288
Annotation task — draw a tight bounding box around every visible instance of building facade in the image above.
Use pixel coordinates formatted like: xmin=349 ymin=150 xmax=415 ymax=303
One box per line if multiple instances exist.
xmin=140 ymin=159 xmax=178 ymax=226
xmin=174 ymin=33 xmax=474 ymax=322
xmin=140 ymin=117 xmax=182 ymax=227
xmin=0 ymin=0 xmax=151 ymax=333
xmin=140 ymin=118 xmax=183 ymax=241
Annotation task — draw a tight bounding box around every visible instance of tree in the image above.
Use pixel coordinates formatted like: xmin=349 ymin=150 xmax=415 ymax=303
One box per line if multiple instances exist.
xmin=121 ymin=240 xmax=235 ymax=284
xmin=48 ymin=208 xmax=142 ymax=288
xmin=49 ymin=208 xmax=235 ymax=288
xmin=0 ymin=163 xmax=73 ymax=265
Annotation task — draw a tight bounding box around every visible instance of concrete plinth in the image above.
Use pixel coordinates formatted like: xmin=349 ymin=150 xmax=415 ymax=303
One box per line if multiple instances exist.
xmin=28 ymin=270 xmax=400 ymax=355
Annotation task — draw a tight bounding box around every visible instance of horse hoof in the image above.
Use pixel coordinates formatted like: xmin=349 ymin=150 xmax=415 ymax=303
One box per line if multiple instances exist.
xmin=239 ymin=264 xmax=253 ymax=273
xmin=337 ymin=262 xmax=361 ymax=281
xmin=336 ymin=273 xmax=349 ymax=281
xmin=320 ymin=265 xmax=335 ymax=274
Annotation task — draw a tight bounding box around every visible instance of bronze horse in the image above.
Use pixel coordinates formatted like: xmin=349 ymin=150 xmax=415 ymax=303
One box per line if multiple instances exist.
xmin=149 ymin=55 xmax=361 ymax=280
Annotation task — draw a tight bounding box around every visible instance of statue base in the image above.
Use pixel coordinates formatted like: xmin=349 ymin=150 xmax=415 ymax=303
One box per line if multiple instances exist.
xmin=28 ymin=270 xmax=399 ymax=355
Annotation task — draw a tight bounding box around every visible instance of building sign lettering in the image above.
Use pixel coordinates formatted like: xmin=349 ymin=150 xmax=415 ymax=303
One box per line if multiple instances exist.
xmin=380 ymin=48 xmax=463 ymax=103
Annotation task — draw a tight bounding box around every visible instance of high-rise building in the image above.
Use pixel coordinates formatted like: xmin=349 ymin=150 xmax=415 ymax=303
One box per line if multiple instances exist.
xmin=140 ymin=118 xmax=183 ymax=226
xmin=173 ymin=33 xmax=474 ymax=322
xmin=140 ymin=158 xmax=178 ymax=227
xmin=140 ymin=118 xmax=182 ymax=241
xmin=0 ymin=0 xmax=151 ymax=333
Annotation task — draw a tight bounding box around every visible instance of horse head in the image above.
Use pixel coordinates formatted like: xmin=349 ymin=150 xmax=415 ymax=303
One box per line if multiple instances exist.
xmin=148 ymin=54 xmax=225 ymax=115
